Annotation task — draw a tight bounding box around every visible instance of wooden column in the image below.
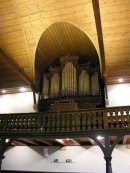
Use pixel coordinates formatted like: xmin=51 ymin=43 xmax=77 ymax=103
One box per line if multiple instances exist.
xmin=0 ymin=156 xmax=4 ymax=173
xmin=0 ymin=138 xmax=12 ymax=173
xmin=104 ymin=156 xmax=112 ymax=173
xmin=92 ymin=134 xmax=124 ymax=173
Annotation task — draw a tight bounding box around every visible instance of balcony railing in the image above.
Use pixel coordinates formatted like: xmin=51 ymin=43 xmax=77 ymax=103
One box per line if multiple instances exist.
xmin=0 ymin=106 xmax=130 ymax=137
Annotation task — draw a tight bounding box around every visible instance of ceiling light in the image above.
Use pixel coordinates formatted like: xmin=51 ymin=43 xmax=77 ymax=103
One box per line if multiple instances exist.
xmin=97 ymin=136 xmax=103 ymax=140
xmin=2 ymin=90 xmax=6 ymax=93
xmin=5 ymin=139 xmax=10 ymax=143
xmin=118 ymin=78 xmax=123 ymax=83
xmin=20 ymin=87 xmax=26 ymax=92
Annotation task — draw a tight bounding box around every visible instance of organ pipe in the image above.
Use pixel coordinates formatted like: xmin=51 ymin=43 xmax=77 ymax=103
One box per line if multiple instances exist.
xmin=91 ymin=72 xmax=99 ymax=95
xmin=42 ymin=55 xmax=101 ymax=98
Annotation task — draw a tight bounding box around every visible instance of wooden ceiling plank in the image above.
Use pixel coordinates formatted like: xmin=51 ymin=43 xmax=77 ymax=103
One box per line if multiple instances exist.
xmin=64 ymin=23 xmax=76 ymax=53
xmin=0 ymin=44 xmax=37 ymax=92
xmin=18 ymin=139 xmax=39 ymax=146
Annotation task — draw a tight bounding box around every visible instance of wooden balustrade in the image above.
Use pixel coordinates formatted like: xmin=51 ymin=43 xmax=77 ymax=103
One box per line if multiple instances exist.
xmin=0 ymin=106 xmax=130 ymax=136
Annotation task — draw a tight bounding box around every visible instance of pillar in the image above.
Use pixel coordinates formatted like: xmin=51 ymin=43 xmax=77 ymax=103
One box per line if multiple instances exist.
xmin=104 ymin=156 xmax=112 ymax=173
xmin=0 ymin=138 xmax=12 ymax=172
xmin=0 ymin=156 xmax=5 ymax=173
xmin=92 ymin=134 xmax=124 ymax=173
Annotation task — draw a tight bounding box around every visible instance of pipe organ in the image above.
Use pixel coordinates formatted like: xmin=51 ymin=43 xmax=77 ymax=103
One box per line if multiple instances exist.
xmin=62 ymin=62 xmax=77 ymax=96
xmin=39 ymin=54 xmax=105 ymax=111
xmin=79 ymin=70 xmax=89 ymax=95
xmin=50 ymin=73 xmax=60 ymax=98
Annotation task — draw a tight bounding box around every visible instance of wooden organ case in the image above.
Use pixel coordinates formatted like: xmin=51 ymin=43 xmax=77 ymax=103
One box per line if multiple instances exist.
xmin=38 ymin=54 xmax=105 ymax=112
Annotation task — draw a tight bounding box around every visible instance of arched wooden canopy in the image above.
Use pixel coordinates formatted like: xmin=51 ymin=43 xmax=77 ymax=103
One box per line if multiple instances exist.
xmin=35 ymin=22 xmax=100 ymax=89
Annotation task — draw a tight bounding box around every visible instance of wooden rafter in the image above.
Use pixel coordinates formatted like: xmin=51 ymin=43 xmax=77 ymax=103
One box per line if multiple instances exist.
xmin=92 ymin=0 xmax=108 ymax=99
xmin=0 ymin=44 xmax=37 ymax=93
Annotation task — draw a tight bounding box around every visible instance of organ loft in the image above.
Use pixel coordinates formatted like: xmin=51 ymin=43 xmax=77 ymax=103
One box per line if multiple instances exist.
xmin=38 ymin=54 xmax=105 ymax=112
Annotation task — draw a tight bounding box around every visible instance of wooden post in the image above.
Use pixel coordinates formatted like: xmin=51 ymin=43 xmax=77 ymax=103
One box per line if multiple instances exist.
xmin=92 ymin=134 xmax=124 ymax=173
xmin=0 ymin=138 xmax=13 ymax=172
xmin=0 ymin=156 xmax=5 ymax=173
xmin=104 ymin=156 xmax=112 ymax=173
xmin=0 ymin=139 xmax=7 ymax=173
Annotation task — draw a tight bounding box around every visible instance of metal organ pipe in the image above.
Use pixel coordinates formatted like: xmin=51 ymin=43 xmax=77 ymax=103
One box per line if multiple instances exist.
xmin=92 ymin=72 xmax=99 ymax=95
xmin=61 ymin=62 xmax=77 ymax=96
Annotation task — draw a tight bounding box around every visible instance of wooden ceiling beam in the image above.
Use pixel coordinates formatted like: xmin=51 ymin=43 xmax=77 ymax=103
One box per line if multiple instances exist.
xmin=55 ymin=139 xmax=80 ymax=146
xmin=0 ymin=44 xmax=37 ymax=93
xmin=17 ymin=139 xmax=39 ymax=146
xmin=37 ymin=139 xmax=53 ymax=146
xmin=11 ymin=141 xmax=26 ymax=146
xmin=87 ymin=138 xmax=95 ymax=145
xmin=92 ymin=0 xmax=108 ymax=99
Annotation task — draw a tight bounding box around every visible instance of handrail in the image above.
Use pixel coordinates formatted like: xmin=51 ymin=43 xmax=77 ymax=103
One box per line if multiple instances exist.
xmin=0 ymin=106 xmax=130 ymax=137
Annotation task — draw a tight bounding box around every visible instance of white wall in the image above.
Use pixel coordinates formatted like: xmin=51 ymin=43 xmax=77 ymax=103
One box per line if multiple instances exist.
xmin=107 ymin=83 xmax=130 ymax=107
xmin=2 ymin=145 xmax=130 ymax=173
xmin=0 ymin=83 xmax=130 ymax=113
xmin=0 ymin=92 xmax=35 ymax=113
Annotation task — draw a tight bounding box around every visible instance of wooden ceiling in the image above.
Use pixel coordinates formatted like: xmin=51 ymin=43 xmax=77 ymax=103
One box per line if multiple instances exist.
xmin=35 ymin=22 xmax=99 ymax=74
xmin=0 ymin=0 xmax=130 ymax=92
xmin=10 ymin=136 xmax=130 ymax=146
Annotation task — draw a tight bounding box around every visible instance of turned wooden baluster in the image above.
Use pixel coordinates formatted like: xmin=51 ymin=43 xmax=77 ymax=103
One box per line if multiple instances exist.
xmin=46 ymin=115 xmax=51 ymax=132
xmin=76 ymin=113 xmax=81 ymax=131
xmin=82 ymin=113 xmax=87 ymax=130
xmin=66 ymin=114 xmax=71 ymax=131
xmin=41 ymin=114 xmax=46 ymax=132
xmin=71 ymin=113 xmax=76 ymax=131
xmin=87 ymin=112 xmax=92 ymax=130
xmin=110 ymin=111 xmax=115 ymax=129
xmin=120 ymin=110 xmax=125 ymax=128
xmin=97 ymin=112 xmax=103 ymax=129
xmin=92 ymin=112 xmax=97 ymax=130
xmin=51 ymin=114 xmax=56 ymax=132
xmin=61 ymin=114 xmax=65 ymax=131
xmin=115 ymin=110 xmax=120 ymax=129
xmin=56 ymin=114 xmax=61 ymax=132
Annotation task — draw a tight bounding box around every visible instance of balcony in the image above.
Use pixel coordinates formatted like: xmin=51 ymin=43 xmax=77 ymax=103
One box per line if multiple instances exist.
xmin=0 ymin=106 xmax=130 ymax=138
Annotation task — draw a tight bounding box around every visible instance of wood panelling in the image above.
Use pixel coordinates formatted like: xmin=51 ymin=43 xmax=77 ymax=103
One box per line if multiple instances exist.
xmin=35 ymin=22 xmax=99 ymax=76
xmin=0 ymin=0 xmax=130 ymax=91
